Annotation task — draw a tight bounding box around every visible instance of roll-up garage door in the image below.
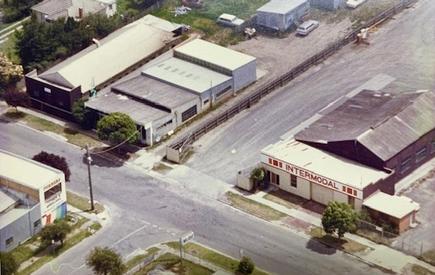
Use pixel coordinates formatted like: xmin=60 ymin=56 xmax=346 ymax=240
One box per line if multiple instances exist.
xmin=311 ymin=183 xmax=333 ymax=206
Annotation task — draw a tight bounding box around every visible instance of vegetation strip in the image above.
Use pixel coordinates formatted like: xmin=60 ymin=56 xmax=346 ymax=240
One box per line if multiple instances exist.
xmin=164 ymin=241 xmax=268 ymax=275
xmin=226 ymin=191 xmax=287 ymax=221
xmin=67 ymin=191 xmax=105 ymax=214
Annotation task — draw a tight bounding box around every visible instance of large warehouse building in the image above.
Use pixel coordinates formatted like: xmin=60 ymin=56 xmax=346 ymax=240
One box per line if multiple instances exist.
xmin=260 ymin=90 xmax=434 ymax=232
xmin=256 ymin=0 xmax=310 ymax=32
xmin=25 ymin=15 xmax=182 ymax=118
xmin=0 ymin=150 xmax=67 ymax=251
xmin=86 ymin=38 xmax=257 ymax=145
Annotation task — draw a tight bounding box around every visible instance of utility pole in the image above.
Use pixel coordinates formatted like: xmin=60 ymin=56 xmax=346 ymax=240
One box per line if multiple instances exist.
xmin=86 ymin=144 xmax=95 ymax=211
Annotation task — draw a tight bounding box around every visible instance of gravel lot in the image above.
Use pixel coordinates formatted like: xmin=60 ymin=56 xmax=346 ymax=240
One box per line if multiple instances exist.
xmin=185 ymin=0 xmax=435 ymax=184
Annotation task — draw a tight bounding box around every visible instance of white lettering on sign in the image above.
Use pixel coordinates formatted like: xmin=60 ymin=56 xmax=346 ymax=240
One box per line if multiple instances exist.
xmin=180 ymin=231 xmax=194 ymax=246
xmin=262 ymin=154 xmax=362 ymax=199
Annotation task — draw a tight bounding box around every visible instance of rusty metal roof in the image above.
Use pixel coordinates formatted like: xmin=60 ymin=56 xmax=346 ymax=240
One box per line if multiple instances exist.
xmin=295 ymin=90 xmax=435 ymax=161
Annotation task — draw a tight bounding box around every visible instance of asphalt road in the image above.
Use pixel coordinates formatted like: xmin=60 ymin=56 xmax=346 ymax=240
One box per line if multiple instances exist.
xmin=0 ymin=120 xmax=384 ymax=274
xmin=186 ymin=0 xmax=435 ymax=184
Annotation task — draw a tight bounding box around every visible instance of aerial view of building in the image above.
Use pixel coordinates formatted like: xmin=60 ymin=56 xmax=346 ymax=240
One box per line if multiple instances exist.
xmin=2 ymin=0 xmax=435 ymax=274
xmin=0 ymin=150 xmax=67 ymax=252
xmin=31 ymin=0 xmax=116 ymax=22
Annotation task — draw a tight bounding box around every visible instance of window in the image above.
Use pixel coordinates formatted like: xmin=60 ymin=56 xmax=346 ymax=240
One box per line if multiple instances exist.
xmin=5 ymin=237 xmax=13 ymax=247
xmin=353 ymin=190 xmax=357 ymax=196
xmin=271 ymin=173 xmax=280 ymax=185
xmin=203 ymin=99 xmax=209 ymax=105
xmin=33 ymin=219 xmax=41 ymax=228
xmin=342 ymin=186 xmax=346 ymax=192
xmin=290 ymin=174 xmax=297 ymax=188
xmin=400 ymin=157 xmax=412 ymax=173
xmin=416 ymin=147 xmax=427 ymax=163
xmin=268 ymin=158 xmax=273 ymax=164
xmin=44 ymin=183 xmax=62 ymax=201
xmin=44 ymin=87 xmax=51 ymax=93
xmin=346 ymin=187 xmax=353 ymax=195
xmin=273 ymin=160 xmax=278 ymax=166
xmin=181 ymin=105 xmax=198 ymax=122
xmin=278 ymin=162 xmax=282 ymax=168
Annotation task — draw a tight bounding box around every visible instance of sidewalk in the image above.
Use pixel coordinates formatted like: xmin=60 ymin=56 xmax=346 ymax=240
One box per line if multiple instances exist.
xmin=234 ymin=189 xmax=435 ymax=274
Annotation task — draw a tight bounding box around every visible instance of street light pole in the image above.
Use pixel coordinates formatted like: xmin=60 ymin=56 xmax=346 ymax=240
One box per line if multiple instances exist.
xmin=86 ymin=144 xmax=95 ymax=211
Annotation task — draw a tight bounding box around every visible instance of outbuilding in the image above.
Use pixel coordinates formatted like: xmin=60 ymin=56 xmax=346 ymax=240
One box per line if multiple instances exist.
xmin=256 ymin=0 xmax=310 ymax=32
xmin=174 ymin=39 xmax=257 ymax=92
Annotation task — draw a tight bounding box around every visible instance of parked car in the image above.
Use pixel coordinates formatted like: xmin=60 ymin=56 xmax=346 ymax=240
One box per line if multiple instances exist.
xmin=296 ymin=20 xmax=320 ymax=36
xmin=216 ymin=13 xmax=244 ymax=28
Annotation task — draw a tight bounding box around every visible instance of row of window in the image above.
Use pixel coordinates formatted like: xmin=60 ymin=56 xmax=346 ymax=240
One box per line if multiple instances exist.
xmin=400 ymin=142 xmax=435 ymax=174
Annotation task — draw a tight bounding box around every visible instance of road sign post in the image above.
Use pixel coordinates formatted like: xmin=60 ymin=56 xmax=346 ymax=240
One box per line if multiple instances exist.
xmin=179 ymin=231 xmax=194 ymax=266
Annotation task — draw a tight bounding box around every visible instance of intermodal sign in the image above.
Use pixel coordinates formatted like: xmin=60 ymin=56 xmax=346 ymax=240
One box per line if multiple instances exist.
xmin=261 ymin=154 xmax=362 ymax=199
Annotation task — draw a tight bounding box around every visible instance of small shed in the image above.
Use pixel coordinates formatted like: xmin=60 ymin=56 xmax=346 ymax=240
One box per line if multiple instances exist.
xmin=363 ymin=192 xmax=420 ymax=234
xmin=256 ymin=0 xmax=310 ymax=32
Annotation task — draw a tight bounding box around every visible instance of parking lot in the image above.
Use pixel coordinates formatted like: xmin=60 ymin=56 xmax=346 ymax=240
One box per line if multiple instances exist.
xmin=393 ymin=163 xmax=435 ymax=258
xmin=184 ymin=0 xmax=435 ymax=184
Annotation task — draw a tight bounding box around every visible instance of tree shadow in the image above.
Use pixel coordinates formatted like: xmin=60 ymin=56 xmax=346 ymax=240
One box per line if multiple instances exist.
xmin=306 ymin=236 xmax=343 ymax=255
xmin=0 ymin=110 xmax=26 ymax=123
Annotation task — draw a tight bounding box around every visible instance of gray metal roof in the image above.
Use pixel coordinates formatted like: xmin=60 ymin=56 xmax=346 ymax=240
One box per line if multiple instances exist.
xmin=32 ymin=0 xmax=72 ymax=14
xmin=295 ymin=90 xmax=435 ymax=161
xmin=112 ymin=74 xmax=197 ymax=110
xmin=143 ymin=57 xmax=232 ymax=94
xmin=257 ymin=0 xmax=308 ymax=14
xmin=85 ymin=91 xmax=170 ymax=126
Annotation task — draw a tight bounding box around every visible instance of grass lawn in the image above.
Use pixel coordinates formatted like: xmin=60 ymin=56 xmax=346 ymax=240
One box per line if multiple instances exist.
xmin=226 ymin=192 xmax=287 ymax=221
xmin=10 ymin=246 xmax=35 ymax=265
xmin=67 ymin=191 xmax=105 ymax=214
xmin=421 ymin=250 xmax=435 ymax=266
xmin=3 ymin=110 xmax=101 ymax=148
xmin=309 ymin=227 xmax=368 ymax=254
xmin=411 ymin=264 xmax=435 ymax=275
xmin=263 ymin=189 xmax=308 ymax=210
xmin=18 ymin=221 xmax=101 ymax=275
xmin=150 ymin=0 xmax=268 ymax=45
xmin=165 ymin=242 xmax=268 ymax=275
xmin=125 ymin=247 xmax=160 ymax=270
xmin=135 ymin=252 xmax=213 ymax=275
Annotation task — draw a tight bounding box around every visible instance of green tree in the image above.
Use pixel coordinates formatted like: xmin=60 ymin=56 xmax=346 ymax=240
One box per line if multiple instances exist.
xmin=238 ymin=256 xmax=255 ymax=274
xmin=3 ymin=90 xmax=30 ymax=110
xmin=86 ymin=247 xmax=125 ymax=275
xmin=321 ymin=201 xmax=358 ymax=239
xmin=72 ymin=98 xmax=95 ymax=129
xmin=250 ymin=167 xmax=264 ymax=188
xmin=33 ymin=151 xmax=71 ymax=181
xmin=0 ymin=252 xmax=19 ymax=275
xmin=40 ymin=220 xmax=71 ymax=247
xmin=97 ymin=112 xmax=138 ymax=145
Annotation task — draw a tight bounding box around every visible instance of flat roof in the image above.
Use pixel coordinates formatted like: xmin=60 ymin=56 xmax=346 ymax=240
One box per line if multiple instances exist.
xmin=112 ymin=74 xmax=197 ymax=109
xmin=257 ymin=0 xmax=308 ymax=14
xmin=0 ymin=150 xmax=63 ymax=190
xmin=262 ymin=140 xmax=390 ymax=190
xmin=0 ymin=190 xmax=17 ymax=213
xmin=363 ymin=192 xmax=420 ymax=219
xmin=38 ymin=17 xmax=174 ymax=93
xmin=174 ymin=39 xmax=256 ymax=71
xmin=0 ymin=207 xmax=31 ymax=229
xmin=85 ymin=91 xmax=170 ymax=126
xmin=142 ymin=57 xmax=232 ymax=94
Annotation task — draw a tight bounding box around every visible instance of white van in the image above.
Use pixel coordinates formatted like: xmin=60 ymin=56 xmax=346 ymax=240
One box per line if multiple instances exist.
xmin=217 ymin=13 xmax=245 ymax=28
xmin=296 ymin=20 xmax=320 ymax=36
